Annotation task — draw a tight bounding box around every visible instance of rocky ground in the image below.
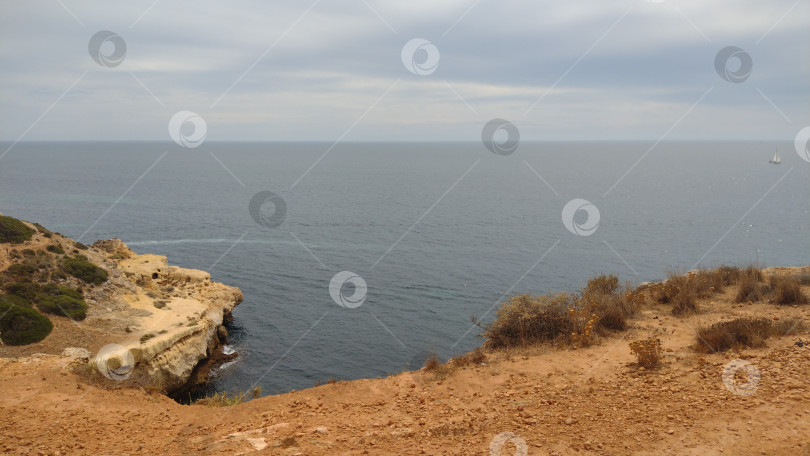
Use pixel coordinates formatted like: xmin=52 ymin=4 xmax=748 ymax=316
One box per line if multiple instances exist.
xmin=1 ymin=272 xmax=809 ymax=455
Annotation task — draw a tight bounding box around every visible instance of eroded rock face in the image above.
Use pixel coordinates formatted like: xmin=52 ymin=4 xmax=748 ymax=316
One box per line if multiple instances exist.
xmin=80 ymin=239 xmax=243 ymax=392
xmin=112 ymin=245 xmax=241 ymax=391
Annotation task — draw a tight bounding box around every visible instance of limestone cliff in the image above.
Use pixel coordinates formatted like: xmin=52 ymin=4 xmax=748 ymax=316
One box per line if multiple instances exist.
xmin=89 ymin=238 xmax=243 ymax=392
xmin=0 ymin=220 xmax=243 ymax=394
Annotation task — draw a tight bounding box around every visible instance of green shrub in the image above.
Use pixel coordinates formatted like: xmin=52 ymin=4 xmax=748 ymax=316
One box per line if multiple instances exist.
xmin=3 ymin=281 xmax=41 ymax=302
xmin=46 ymin=244 xmax=65 ymax=255
xmin=6 ymin=263 xmax=36 ymax=277
xmin=140 ymin=333 xmax=155 ymax=343
xmin=32 ymin=223 xmax=52 ymax=237
xmin=73 ymin=241 xmax=88 ymax=250
xmin=37 ymin=294 xmax=87 ymax=320
xmin=0 ymin=216 xmax=35 ymax=244
xmin=0 ymin=294 xmax=53 ymax=345
xmin=40 ymin=284 xmax=83 ymax=300
xmin=62 ymin=256 xmax=108 ymax=285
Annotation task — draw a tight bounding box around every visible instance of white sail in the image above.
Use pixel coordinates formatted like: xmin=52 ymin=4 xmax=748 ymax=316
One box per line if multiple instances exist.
xmin=770 ymin=150 xmax=781 ymax=164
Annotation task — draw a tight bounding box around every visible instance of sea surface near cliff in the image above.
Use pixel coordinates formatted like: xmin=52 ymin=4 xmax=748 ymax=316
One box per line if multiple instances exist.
xmin=1 ymin=140 xmax=807 ymax=395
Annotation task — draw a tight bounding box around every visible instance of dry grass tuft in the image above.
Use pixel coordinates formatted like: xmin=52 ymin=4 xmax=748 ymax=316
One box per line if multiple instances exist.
xmin=450 ymin=347 xmax=486 ymax=368
xmin=735 ymin=274 xmax=769 ymax=303
xmin=279 ymin=436 xmax=297 ymax=448
xmin=671 ymin=286 xmax=698 ymax=316
xmin=646 ymin=265 xmax=766 ymax=314
xmin=193 ymin=386 xmax=262 ymax=406
xmin=423 ymin=353 xmax=440 ymax=371
xmin=695 ymin=317 xmax=803 ymax=353
xmin=769 ymin=275 xmax=808 ymax=305
xmin=629 ymin=338 xmax=662 ymax=369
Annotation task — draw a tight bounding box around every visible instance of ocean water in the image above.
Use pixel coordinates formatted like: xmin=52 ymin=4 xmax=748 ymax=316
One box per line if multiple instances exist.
xmin=0 ymin=141 xmax=807 ymax=395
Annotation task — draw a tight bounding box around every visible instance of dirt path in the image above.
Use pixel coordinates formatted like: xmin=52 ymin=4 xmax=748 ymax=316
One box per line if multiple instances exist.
xmin=2 ymin=292 xmax=809 ymax=455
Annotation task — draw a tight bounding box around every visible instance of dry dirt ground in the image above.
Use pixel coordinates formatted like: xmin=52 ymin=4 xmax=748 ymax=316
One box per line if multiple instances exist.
xmin=2 ymin=282 xmax=810 ymax=455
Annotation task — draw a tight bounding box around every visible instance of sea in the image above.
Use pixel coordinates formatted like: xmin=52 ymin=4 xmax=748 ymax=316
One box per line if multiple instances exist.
xmin=0 ymin=141 xmax=807 ymax=396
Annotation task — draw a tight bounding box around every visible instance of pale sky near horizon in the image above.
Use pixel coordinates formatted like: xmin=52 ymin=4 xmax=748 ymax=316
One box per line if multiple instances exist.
xmin=0 ymin=0 xmax=808 ymax=142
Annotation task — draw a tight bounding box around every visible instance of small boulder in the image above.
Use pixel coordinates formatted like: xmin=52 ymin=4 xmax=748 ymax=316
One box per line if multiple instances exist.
xmin=61 ymin=347 xmax=91 ymax=361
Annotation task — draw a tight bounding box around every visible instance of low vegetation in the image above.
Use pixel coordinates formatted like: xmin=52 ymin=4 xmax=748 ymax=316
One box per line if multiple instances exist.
xmin=474 ymin=265 xmax=807 ymax=366
xmin=62 ymin=255 xmax=108 ymax=285
xmin=476 ymin=274 xmax=641 ymax=348
xmin=450 ymin=346 xmax=486 ymax=368
xmin=695 ymin=317 xmax=803 ymax=353
xmin=46 ymin=244 xmax=65 ymax=254
xmin=769 ymin=275 xmax=808 ymax=305
xmin=0 ymin=215 xmax=35 ymax=244
xmin=192 ymin=386 xmax=262 ymax=406
xmin=629 ymin=337 xmax=663 ymax=369
xmin=423 ymin=353 xmax=440 ymax=371
xmin=3 ymin=281 xmax=88 ymax=320
xmin=0 ymin=294 xmax=53 ymax=345
xmin=643 ymin=265 xmax=805 ymax=314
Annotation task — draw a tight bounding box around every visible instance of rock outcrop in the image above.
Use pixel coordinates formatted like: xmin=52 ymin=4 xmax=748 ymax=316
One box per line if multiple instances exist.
xmin=0 ymin=221 xmax=242 ymax=394
xmin=89 ymin=238 xmax=243 ymax=392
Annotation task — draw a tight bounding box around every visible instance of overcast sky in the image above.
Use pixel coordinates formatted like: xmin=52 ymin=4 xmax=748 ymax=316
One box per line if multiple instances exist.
xmin=1 ymin=0 xmax=807 ymax=141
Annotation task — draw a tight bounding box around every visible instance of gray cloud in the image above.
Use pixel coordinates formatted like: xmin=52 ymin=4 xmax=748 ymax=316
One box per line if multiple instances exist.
xmin=1 ymin=0 xmax=807 ymax=141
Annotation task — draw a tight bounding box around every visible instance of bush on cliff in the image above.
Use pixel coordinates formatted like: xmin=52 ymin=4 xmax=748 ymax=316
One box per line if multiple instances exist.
xmin=0 ymin=215 xmax=35 ymax=244
xmin=0 ymin=294 xmax=53 ymax=345
xmin=62 ymin=255 xmax=108 ymax=285
xmin=3 ymin=281 xmax=88 ymax=320
xmin=695 ymin=317 xmax=803 ymax=353
xmin=37 ymin=293 xmax=87 ymax=320
xmin=477 ymin=274 xmax=642 ymax=348
xmin=5 ymin=263 xmax=36 ymax=277
xmin=3 ymin=281 xmax=41 ymax=302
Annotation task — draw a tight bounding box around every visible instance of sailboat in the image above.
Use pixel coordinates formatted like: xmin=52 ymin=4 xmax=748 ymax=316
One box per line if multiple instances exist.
xmin=769 ymin=149 xmax=781 ymax=164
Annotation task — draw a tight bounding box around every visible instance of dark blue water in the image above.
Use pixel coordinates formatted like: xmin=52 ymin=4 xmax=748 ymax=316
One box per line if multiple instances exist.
xmin=1 ymin=141 xmax=807 ymax=395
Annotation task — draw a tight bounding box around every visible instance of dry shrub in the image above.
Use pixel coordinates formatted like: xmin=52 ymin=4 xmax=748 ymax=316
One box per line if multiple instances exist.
xmin=478 ymin=293 xmax=575 ymax=348
xmin=735 ymin=274 xmax=769 ymax=303
xmin=695 ymin=317 xmax=803 ymax=353
xmin=791 ymin=272 xmax=810 ymax=285
xmin=581 ymin=276 xmax=641 ymax=331
xmin=583 ymin=274 xmax=620 ymax=295
xmin=423 ymin=353 xmax=440 ymax=371
xmin=671 ymin=287 xmax=698 ymax=316
xmin=451 ymin=347 xmax=486 ymax=368
xmin=479 ymin=274 xmax=643 ymax=348
xmin=629 ymin=338 xmax=662 ymax=368
xmin=769 ymin=275 xmax=808 ymax=305
xmin=280 ymin=436 xmax=297 ymax=448
xmin=193 ymin=386 xmax=262 ymax=406
xmin=649 ymin=266 xmax=765 ymax=314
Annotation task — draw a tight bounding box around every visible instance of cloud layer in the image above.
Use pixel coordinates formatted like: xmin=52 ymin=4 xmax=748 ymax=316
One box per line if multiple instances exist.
xmin=1 ymin=0 xmax=808 ymax=141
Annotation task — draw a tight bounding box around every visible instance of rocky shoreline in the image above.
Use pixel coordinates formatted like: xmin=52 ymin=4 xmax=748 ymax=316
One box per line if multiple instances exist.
xmin=0 ymin=218 xmax=243 ymax=396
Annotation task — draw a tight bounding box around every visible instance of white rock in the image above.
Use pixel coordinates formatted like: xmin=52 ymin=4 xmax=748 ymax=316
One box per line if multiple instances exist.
xmin=61 ymin=347 xmax=91 ymax=361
